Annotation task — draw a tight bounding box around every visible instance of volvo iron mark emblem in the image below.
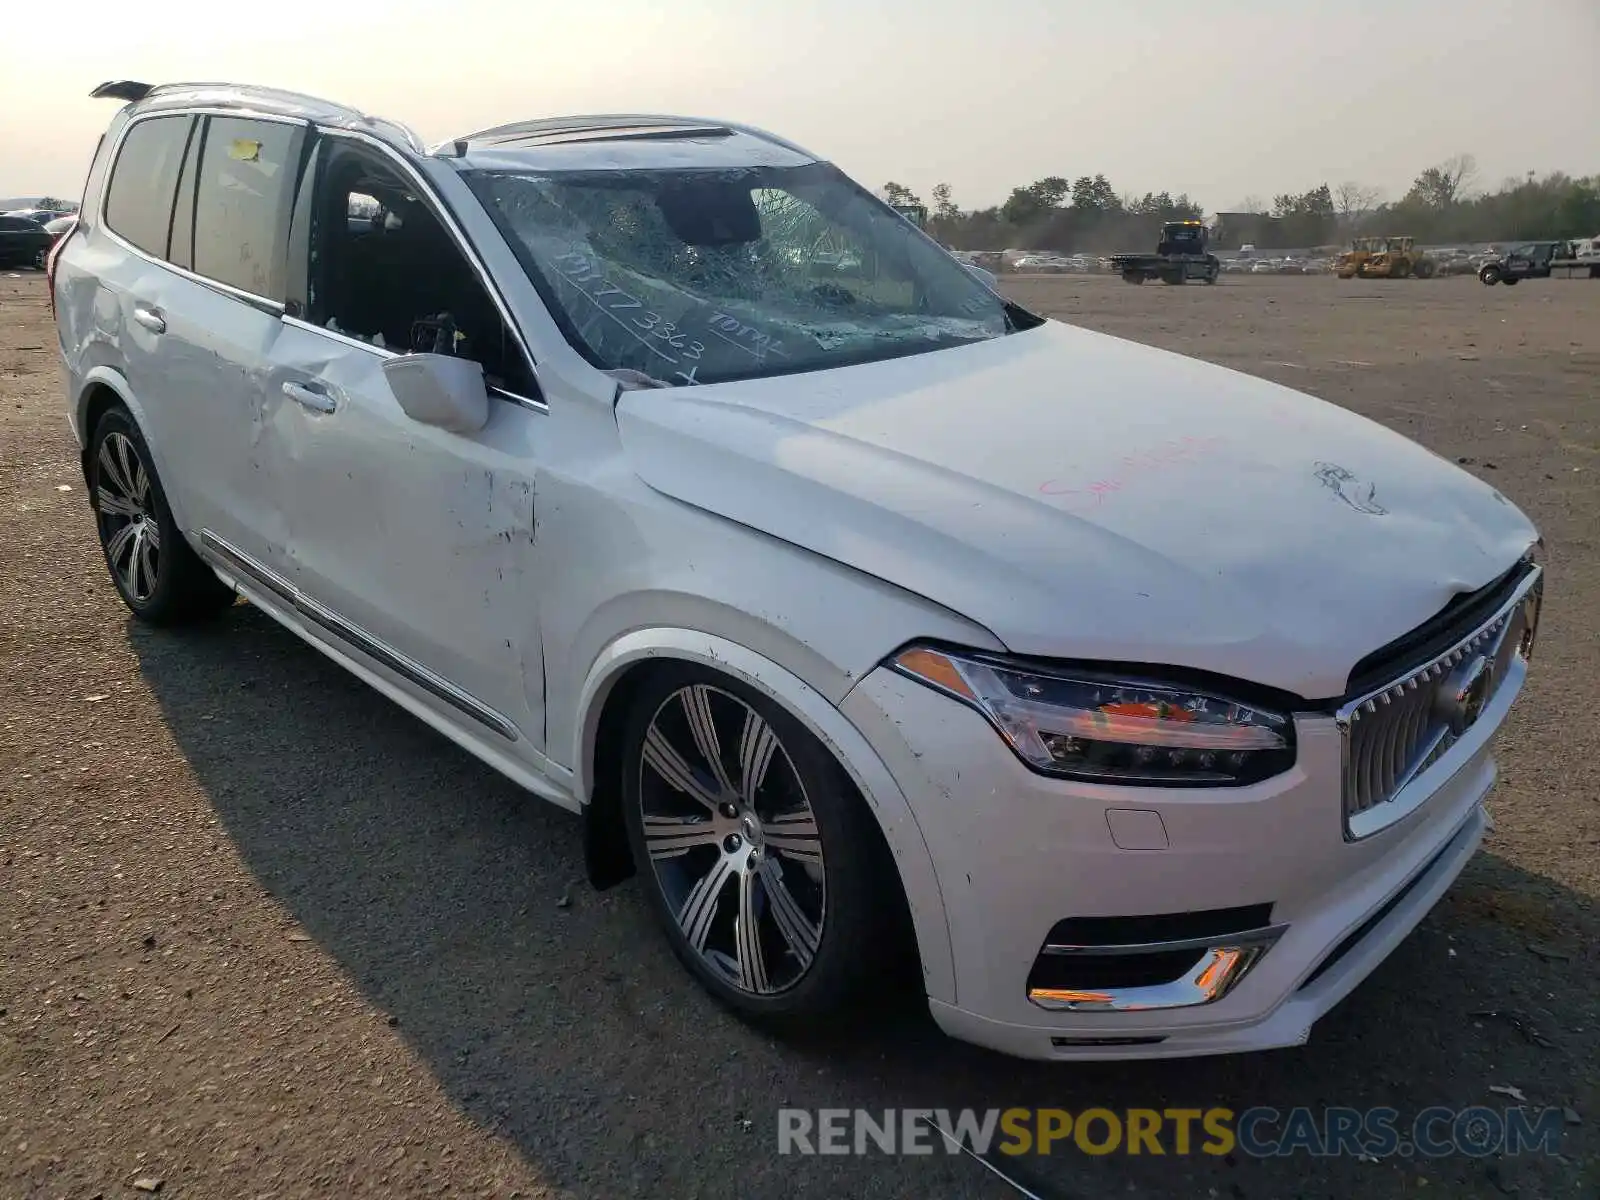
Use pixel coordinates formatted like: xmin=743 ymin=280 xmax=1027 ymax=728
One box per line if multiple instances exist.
xmin=1438 ymin=653 xmax=1496 ymax=736
xmin=1314 ymin=462 xmax=1388 ymax=515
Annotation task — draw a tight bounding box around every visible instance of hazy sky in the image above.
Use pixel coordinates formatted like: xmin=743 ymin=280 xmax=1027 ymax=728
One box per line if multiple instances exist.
xmin=3 ymin=0 xmax=1596 ymax=212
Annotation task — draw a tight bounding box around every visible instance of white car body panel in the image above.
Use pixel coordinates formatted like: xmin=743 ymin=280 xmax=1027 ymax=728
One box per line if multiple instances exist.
xmin=51 ymin=82 xmax=1544 ymax=1062
xmin=617 ymin=319 xmax=1534 ymax=698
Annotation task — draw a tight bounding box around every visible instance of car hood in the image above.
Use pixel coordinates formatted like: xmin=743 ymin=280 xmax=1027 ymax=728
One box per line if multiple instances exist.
xmin=615 ymin=320 xmax=1537 ymax=699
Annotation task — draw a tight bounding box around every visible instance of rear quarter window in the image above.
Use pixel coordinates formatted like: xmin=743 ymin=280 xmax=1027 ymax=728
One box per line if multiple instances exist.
xmin=191 ymin=116 xmax=304 ymax=300
xmin=102 ymin=115 xmax=194 ymax=258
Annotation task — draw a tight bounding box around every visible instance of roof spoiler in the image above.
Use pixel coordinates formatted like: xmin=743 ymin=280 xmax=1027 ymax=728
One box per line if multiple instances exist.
xmin=89 ymin=81 xmax=155 ymax=102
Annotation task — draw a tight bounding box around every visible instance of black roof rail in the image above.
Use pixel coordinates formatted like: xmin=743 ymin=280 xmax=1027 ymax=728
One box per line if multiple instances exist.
xmin=89 ymin=81 xmax=154 ymax=102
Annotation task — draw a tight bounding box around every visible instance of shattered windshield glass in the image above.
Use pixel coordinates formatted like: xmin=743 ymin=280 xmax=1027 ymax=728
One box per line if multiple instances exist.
xmin=465 ymin=162 xmax=1011 ymax=387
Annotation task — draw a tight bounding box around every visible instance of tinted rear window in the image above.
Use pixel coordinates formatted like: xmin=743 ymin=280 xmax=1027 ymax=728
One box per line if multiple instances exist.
xmin=191 ymin=116 xmax=302 ymax=299
xmin=0 ymin=216 xmax=34 ymax=231
xmin=103 ymin=115 xmax=193 ymax=258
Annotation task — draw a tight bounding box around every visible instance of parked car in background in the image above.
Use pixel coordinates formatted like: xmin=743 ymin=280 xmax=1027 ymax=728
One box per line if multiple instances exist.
xmin=2 ymin=207 xmax=72 ymax=226
xmin=0 ymin=213 xmax=55 ymax=268
xmin=44 ymin=215 xmax=79 ymax=240
xmin=55 ymin=80 xmax=1544 ymax=1064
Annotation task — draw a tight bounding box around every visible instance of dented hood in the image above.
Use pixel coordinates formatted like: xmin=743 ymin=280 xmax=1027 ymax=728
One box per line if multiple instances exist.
xmin=615 ymin=320 xmax=1537 ymax=698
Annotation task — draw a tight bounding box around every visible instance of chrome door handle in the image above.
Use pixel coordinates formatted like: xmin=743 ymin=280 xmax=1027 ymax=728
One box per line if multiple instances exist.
xmin=132 ymin=306 xmax=165 ymax=334
xmin=282 ymin=381 xmax=337 ymax=413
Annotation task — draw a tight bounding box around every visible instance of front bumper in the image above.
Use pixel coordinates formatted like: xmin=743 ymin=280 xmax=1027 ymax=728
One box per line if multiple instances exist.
xmin=840 ymin=653 xmax=1519 ymax=1062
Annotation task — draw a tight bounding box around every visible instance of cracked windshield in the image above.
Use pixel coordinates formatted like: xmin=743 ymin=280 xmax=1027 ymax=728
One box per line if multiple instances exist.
xmin=467 ymin=162 xmax=1010 ymax=386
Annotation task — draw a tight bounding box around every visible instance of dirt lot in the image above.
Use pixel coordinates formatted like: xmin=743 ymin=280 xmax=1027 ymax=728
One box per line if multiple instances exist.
xmin=3 ymin=269 xmax=1597 ymax=1200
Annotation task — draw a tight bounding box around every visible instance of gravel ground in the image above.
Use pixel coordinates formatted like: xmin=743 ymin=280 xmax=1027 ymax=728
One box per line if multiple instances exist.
xmin=2 ymin=269 xmax=1596 ymax=1200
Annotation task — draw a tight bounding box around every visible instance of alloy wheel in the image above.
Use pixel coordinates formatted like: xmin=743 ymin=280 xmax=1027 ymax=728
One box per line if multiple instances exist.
xmin=637 ymin=683 xmax=826 ymax=997
xmin=95 ymin=431 xmax=161 ymax=604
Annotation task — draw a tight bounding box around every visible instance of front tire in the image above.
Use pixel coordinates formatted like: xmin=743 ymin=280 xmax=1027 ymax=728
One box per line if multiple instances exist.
xmin=88 ymin=407 xmax=235 ymax=625
xmin=621 ymin=665 xmax=893 ymax=1026
xmin=1480 ymin=265 xmax=1501 ymax=285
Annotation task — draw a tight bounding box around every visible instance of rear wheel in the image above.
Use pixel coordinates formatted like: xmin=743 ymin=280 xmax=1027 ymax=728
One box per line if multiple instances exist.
xmin=1502 ymin=277 xmax=1519 ymax=286
xmin=88 ymin=407 xmax=235 ymax=625
xmin=32 ymin=247 xmax=48 ymax=270
xmin=1415 ymin=258 xmax=1435 ymax=279
xmin=621 ymin=666 xmax=896 ymax=1026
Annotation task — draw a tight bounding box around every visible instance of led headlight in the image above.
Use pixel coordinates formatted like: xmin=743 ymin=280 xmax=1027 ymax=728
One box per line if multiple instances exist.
xmin=891 ymin=647 xmax=1295 ymax=786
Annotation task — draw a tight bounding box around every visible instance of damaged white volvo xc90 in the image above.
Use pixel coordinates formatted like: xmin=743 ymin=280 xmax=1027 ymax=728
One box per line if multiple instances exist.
xmin=52 ymin=81 xmax=1543 ymax=1061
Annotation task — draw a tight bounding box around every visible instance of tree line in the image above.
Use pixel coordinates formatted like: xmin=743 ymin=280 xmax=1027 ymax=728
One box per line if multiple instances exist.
xmin=885 ymin=155 xmax=1600 ymax=253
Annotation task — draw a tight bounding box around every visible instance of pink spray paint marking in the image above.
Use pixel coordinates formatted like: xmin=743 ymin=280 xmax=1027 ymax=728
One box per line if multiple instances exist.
xmin=1038 ymin=434 xmax=1227 ymax=508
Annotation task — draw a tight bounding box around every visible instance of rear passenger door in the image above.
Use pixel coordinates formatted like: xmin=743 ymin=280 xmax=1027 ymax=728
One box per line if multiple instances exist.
xmin=153 ymin=114 xmax=308 ymax=579
xmin=92 ymin=110 xmax=306 ymax=580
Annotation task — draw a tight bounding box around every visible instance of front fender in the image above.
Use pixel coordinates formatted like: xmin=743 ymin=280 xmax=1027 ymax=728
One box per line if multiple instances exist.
xmin=574 ymin=627 xmax=957 ymax=1004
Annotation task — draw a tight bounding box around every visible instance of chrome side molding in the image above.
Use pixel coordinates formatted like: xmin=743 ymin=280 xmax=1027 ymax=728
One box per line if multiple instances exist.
xmin=199 ymin=530 xmax=520 ymax=743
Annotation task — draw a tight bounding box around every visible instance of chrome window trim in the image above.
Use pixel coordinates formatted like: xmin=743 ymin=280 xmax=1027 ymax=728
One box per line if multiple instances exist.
xmin=1336 ymin=563 xmax=1542 ymax=841
xmin=282 ymin=313 xmax=394 ymax=358
xmin=98 ymin=107 xmax=306 ymax=314
xmin=199 ymin=531 xmax=521 ymax=742
xmin=312 ymin=126 xmax=548 ymax=413
xmin=279 ymin=315 xmax=547 ymax=414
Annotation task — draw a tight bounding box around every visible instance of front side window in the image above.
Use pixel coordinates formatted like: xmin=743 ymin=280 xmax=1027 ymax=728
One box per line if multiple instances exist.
xmin=466 ymin=162 xmax=1016 ymax=387
xmin=102 ymin=114 xmax=193 ymax=259
xmin=192 ymin=116 xmax=304 ymax=299
xmin=295 ymin=143 xmax=537 ymax=397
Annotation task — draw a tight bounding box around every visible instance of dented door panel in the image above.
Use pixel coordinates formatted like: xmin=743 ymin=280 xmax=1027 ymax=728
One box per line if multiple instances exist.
xmin=269 ymin=319 xmax=546 ymax=745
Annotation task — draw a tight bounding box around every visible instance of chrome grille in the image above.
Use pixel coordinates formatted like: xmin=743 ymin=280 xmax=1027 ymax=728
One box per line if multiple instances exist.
xmin=1339 ymin=565 xmax=1542 ymax=839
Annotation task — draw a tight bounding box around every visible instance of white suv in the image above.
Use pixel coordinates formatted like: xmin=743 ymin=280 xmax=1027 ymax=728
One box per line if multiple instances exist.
xmin=52 ymin=81 xmax=1543 ymax=1061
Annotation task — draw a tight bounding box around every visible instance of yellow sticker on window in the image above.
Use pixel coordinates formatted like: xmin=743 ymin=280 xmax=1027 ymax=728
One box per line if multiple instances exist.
xmin=228 ymin=139 xmax=262 ymax=163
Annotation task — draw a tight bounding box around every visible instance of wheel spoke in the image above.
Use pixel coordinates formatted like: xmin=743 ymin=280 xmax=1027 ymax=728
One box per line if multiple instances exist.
xmin=106 ymin=520 xmax=138 ymax=573
xmin=764 ymin=811 xmax=823 ymax=866
xmin=678 ymin=854 xmax=736 ymax=953
xmin=136 ymin=531 xmax=158 ymax=597
xmin=115 ymin=436 xmax=139 ymax=504
xmin=759 ymin=859 xmax=820 ymax=968
xmin=128 ymin=527 xmax=149 ymax=597
xmin=642 ymin=726 xmax=721 ymax=812
xmin=735 ymin=868 xmax=770 ymax=993
xmin=96 ymin=486 xmax=139 ymax=519
xmin=680 ymin=685 xmax=736 ymax=795
xmin=736 ymin=709 xmax=779 ymax=804
xmin=98 ymin=440 xmax=133 ymax=497
xmin=142 ymin=517 xmax=160 ymax=550
xmin=642 ymin=814 xmax=721 ymax=861
xmin=131 ymin=458 xmax=151 ymax=507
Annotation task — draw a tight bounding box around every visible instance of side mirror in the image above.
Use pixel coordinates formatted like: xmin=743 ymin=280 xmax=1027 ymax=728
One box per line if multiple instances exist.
xmin=964 ymin=262 xmax=998 ymax=290
xmin=381 ymin=353 xmax=489 ymax=433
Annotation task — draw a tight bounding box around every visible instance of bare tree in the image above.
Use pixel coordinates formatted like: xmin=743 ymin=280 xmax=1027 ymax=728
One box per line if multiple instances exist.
xmin=1407 ymin=154 xmax=1479 ymax=208
xmin=1233 ymin=195 xmax=1268 ymax=214
xmin=1334 ymin=181 xmax=1383 ymax=225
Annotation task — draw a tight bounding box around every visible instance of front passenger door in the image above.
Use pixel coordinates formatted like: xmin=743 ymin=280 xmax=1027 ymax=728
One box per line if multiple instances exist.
xmin=267 ymin=133 xmax=549 ymax=750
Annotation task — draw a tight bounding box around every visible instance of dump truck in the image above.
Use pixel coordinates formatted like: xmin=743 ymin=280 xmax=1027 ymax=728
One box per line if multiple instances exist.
xmin=1109 ymin=220 xmax=1220 ymax=284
